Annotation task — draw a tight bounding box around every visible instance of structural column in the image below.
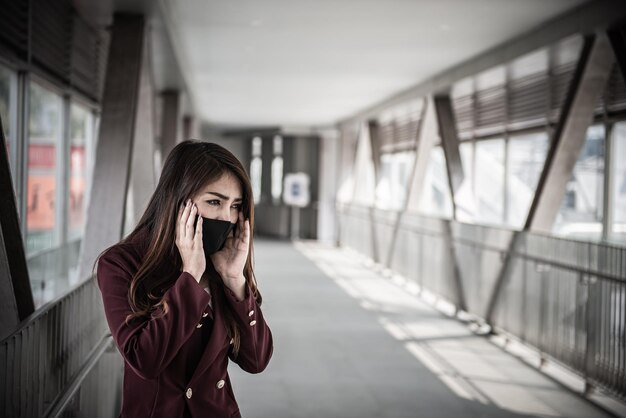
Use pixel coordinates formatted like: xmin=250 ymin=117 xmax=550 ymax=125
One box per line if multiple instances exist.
xmin=126 ymin=28 xmax=157 ymax=233
xmin=160 ymin=90 xmax=180 ymax=160
xmin=79 ymin=14 xmax=146 ymax=280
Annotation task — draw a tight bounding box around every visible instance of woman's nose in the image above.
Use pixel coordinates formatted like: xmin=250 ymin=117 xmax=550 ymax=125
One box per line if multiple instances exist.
xmin=215 ymin=205 xmax=230 ymax=221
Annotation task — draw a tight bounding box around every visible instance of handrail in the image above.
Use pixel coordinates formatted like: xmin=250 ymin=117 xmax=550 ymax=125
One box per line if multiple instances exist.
xmin=44 ymin=333 xmax=113 ymax=418
xmin=0 ymin=275 xmax=96 ymax=345
xmin=338 ymin=203 xmax=626 ymax=400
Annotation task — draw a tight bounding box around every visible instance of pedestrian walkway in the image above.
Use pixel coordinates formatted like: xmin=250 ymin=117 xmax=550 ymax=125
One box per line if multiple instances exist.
xmin=228 ymin=239 xmax=612 ymax=418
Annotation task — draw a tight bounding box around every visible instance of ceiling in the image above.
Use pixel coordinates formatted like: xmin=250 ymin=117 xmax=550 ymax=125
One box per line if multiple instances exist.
xmin=97 ymin=0 xmax=591 ymax=128
xmin=163 ymin=0 xmax=590 ymax=128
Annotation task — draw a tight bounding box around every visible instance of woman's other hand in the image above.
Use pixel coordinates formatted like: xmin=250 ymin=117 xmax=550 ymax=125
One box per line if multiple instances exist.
xmin=210 ymin=211 xmax=250 ymax=290
xmin=176 ymin=199 xmax=205 ymax=283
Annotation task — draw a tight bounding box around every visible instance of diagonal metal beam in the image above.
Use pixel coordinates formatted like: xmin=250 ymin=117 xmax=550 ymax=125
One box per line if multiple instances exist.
xmin=384 ymin=98 xmax=430 ymax=267
xmin=78 ymin=14 xmax=146 ymax=280
xmin=433 ymin=93 xmax=468 ymax=312
xmin=434 ymin=94 xmax=465 ymax=219
xmin=0 ymin=114 xmax=34 ymax=340
xmin=485 ymin=33 xmax=615 ymax=324
xmin=367 ymin=120 xmax=382 ymax=263
xmin=525 ymin=33 xmax=614 ymax=232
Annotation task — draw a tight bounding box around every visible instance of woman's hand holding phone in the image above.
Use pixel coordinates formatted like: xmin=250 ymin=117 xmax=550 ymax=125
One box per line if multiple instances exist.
xmin=176 ymin=199 xmax=205 ymax=283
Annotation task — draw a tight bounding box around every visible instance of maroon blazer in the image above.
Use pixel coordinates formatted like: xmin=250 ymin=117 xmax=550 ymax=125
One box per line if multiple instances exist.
xmin=96 ymin=233 xmax=273 ymax=418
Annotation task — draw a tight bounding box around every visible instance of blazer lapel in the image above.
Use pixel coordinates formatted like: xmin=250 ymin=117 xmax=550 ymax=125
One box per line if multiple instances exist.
xmin=190 ymin=281 xmax=230 ymax=382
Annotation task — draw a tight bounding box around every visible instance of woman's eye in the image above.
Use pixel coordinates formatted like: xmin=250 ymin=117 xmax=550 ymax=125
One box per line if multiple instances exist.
xmin=206 ymin=200 xmax=240 ymax=209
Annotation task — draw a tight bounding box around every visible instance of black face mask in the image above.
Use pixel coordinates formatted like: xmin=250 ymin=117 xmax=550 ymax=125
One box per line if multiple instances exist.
xmin=195 ymin=214 xmax=236 ymax=256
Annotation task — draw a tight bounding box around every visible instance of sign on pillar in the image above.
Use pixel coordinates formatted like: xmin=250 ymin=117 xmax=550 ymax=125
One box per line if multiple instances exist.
xmin=283 ymin=173 xmax=310 ymax=240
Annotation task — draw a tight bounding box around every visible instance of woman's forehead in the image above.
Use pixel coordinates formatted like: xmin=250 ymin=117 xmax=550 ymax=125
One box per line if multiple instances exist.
xmin=200 ymin=173 xmax=242 ymax=196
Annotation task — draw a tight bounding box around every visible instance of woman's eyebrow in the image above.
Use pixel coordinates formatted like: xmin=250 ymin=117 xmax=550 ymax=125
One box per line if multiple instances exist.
xmin=204 ymin=191 xmax=243 ymax=201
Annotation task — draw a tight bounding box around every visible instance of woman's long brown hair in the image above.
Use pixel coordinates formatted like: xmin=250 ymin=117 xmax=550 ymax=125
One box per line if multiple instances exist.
xmin=93 ymin=140 xmax=260 ymax=357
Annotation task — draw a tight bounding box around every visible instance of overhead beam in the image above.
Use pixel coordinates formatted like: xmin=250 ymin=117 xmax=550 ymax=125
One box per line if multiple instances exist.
xmin=79 ymin=14 xmax=146 ymax=280
xmin=0 ymin=114 xmax=34 ymax=340
xmin=607 ymin=18 xmax=626 ymax=86
xmin=339 ymin=0 xmax=626 ymax=127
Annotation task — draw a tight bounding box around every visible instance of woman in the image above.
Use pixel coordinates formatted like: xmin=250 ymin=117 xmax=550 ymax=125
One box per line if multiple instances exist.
xmin=95 ymin=140 xmax=273 ymax=418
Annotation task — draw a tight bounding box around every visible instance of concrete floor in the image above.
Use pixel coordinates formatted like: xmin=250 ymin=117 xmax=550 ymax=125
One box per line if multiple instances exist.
xmin=228 ymin=239 xmax=613 ymax=418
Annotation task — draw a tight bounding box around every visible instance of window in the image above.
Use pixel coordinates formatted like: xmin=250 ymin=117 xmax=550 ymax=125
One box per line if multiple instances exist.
xmin=456 ymin=141 xmax=476 ymax=222
xmin=611 ymin=122 xmax=626 ymax=243
xmin=506 ymin=132 xmax=549 ymax=228
xmin=250 ymin=136 xmax=262 ymax=204
xmin=271 ymin=135 xmax=283 ymax=204
xmin=68 ymin=103 xmax=95 ymax=241
xmin=27 ymin=82 xmax=63 ymax=255
xmin=475 ymin=139 xmax=505 ymax=225
xmin=0 ymin=65 xmax=17 ymax=186
xmin=553 ymin=125 xmax=605 ymax=239
xmin=376 ymin=151 xmax=414 ymax=210
xmin=418 ymin=146 xmax=452 ymax=218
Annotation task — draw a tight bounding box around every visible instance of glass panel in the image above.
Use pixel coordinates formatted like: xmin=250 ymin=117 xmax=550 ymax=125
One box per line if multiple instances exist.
xmin=252 ymin=136 xmax=262 ymax=157
xmin=27 ymin=82 xmax=62 ymax=255
xmin=475 ymin=139 xmax=505 ymax=225
xmin=506 ymin=132 xmax=549 ymax=228
xmin=418 ymin=147 xmax=452 ymax=218
xmin=456 ymin=142 xmax=476 ymax=222
xmin=251 ymin=157 xmax=262 ymax=204
xmin=273 ymin=135 xmax=282 ymax=155
xmin=376 ymin=151 xmax=414 ymax=210
xmin=553 ymin=125 xmax=605 ymax=239
xmin=510 ymin=48 xmax=548 ymax=80
xmin=271 ymin=156 xmax=283 ymax=203
xmin=68 ymin=103 xmax=94 ymax=241
xmin=611 ymin=122 xmax=626 ymax=242
xmin=0 ymin=65 xmax=16 ymax=184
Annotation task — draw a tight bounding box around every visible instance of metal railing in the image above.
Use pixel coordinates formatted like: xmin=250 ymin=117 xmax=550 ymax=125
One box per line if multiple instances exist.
xmin=0 ymin=275 xmax=123 ymax=417
xmin=338 ymin=203 xmax=626 ymax=400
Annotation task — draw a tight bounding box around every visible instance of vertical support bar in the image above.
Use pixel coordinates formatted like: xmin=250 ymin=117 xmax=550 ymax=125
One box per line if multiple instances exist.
xmin=78 ymin=14 xmax=145 ymax=280
xmin=367 ymin=121 xmax=381 ymax=263
xmin=17 ymin=72 xmax=29 ymax=243
xmin=602 ymin=123 xmax=614 ymax=241
xmin=59 ymin=95 xmax=71 ymax=247
xmin=182 ymin=115 xmax=199 ymax=140
xmin=160 ymin=90 xmax=180 ymax=160
xmin=367 ymin=120 xmax=382 ymax=185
